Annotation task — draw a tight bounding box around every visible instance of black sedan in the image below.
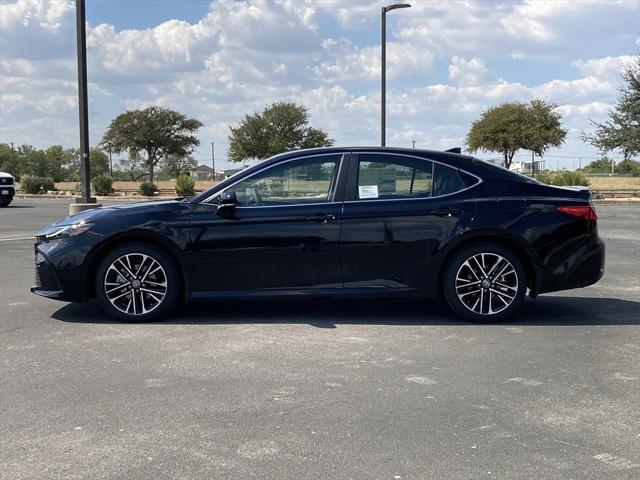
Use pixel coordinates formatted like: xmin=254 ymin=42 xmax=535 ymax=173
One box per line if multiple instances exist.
xmin=32 ymin=147 xmax=605 ymax=322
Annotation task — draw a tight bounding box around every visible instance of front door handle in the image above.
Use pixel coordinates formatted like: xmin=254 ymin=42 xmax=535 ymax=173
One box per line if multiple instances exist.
xmin=429 ymin=207 xmax=461 ymax=217
xmin=305 ymin=213 xmax=337 ymax=223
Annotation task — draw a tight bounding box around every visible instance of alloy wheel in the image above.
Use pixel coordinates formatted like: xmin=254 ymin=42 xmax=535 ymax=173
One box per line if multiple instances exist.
xmin=455 ymin=253 xmax=518 ymax=315
xmin=104 ymin=253 xmax=168 ymax=316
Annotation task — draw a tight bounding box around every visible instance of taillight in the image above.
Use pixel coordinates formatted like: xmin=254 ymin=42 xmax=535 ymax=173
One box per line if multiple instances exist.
xmin=557 ymin=205 xmax=598 ymax=220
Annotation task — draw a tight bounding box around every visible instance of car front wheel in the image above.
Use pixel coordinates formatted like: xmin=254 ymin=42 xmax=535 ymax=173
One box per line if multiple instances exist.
xmin=443 ymin=243 xmax=527 ymax=322
xmin=95 ymin=244 xmax=178 ymax=322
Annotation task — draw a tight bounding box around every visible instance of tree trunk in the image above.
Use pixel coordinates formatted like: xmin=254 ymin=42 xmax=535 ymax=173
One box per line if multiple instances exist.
xmin=149 ymin=162 xmax=154 ymax=184
xmin=503 ymin=151 xmax=510 ymax=169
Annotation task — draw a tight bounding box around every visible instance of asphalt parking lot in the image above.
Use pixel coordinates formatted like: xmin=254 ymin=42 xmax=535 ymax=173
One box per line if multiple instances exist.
xmin=1 ymin=198 xmax=639 ymax=480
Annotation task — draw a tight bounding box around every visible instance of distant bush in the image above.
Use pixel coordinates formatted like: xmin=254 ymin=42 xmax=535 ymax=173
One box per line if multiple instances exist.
xmin=139 ymin=182 xmax=158 ymax=196
xmin=616 ymin=159 xmax=640 ymax=177
xmin=92 ymin=175 xmax=113 ymax=196
xmin=175 ymin=174 xmax=195 ymax=197
xmin=535 ymin=170 xmax=590 ymax=187
xmin=21 ymin=176 xmax=56 ymax=194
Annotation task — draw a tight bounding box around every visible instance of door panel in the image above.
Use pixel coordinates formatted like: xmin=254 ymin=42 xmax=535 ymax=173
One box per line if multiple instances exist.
xmin=339 ymin=153 xmax=475 ymax=292
xmin=188 ymin=154 xmax=346 ymax=293
xmin=189 ymin=203 xmax=343 ymax=292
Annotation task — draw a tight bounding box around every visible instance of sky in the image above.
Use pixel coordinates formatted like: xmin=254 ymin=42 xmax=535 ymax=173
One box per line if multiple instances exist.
xmin=0 ymin=0 xmax=638 ymax=171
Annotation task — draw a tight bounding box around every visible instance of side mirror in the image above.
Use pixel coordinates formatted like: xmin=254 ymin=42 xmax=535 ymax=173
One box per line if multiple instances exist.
xmin=216 ymin=190 xmax=239 ymax=219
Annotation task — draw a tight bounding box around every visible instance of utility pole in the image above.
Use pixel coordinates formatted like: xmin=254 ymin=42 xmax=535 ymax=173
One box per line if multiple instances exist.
xmin=412 ymin=140 xmax=415 ymax=149
xmin=108 ymin=149 xmax=113 ymax=177
xmin=579 ymin=157 xmax=582 ymax=170
xmin=211 ymin=142 xmax=215 ymax=181
xmin=381 ymin=3 xmax=411 ymax=147
xmin=531 ymin=151 xmax=535 ymax=178
xmin=72 ymin=0 xmax=97 ymax=213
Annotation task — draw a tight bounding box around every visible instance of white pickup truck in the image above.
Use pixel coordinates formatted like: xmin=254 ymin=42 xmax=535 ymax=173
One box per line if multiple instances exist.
xmin=0 ymin=171 xmax=16 ymax=207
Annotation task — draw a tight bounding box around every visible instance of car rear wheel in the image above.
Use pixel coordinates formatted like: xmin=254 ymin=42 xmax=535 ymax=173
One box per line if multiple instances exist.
xmin=443 ymin=243 xmax=526 ymax=322
xmin=95 ymin=244 xmax=178 ymax=322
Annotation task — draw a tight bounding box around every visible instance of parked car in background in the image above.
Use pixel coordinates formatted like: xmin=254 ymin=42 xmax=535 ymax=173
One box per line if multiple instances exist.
xmin=0 ymin=171 xmax=16 ymax=207
xmin=31 ymin=147 xmax=605 ymax=322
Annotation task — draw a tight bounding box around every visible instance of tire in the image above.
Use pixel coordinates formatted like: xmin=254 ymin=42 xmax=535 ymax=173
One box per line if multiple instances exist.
xmin=95 ymin=243 xmax=178 ymax=322
xmin=443 ymin=242 xmax=527 ymax=322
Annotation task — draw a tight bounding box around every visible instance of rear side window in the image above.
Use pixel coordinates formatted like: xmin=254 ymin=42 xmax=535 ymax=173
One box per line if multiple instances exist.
xmin=356 ymin=154 xmax=433 ymax=200
xmin=433 ymin=164 xmax=467 ymax=196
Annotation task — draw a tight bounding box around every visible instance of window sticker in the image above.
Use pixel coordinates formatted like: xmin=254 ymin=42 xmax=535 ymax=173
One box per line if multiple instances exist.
xmin=358 ymin=185 xmax=379 ymax=199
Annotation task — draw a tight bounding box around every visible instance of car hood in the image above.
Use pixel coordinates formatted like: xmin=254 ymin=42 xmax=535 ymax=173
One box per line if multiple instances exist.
xmin=47 ymin=199 xmax=188 ymax=228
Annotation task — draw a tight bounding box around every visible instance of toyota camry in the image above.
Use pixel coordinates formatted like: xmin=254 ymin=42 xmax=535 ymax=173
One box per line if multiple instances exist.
xmin=32 ymin=147 xmax=605 ymax=322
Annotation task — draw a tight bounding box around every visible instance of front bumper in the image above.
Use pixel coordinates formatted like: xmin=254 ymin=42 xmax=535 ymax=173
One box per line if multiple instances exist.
xmin=1 ymin=186 xmax=15 ymax=202
xmin=31 ymin=250 xmax=65 ymax=299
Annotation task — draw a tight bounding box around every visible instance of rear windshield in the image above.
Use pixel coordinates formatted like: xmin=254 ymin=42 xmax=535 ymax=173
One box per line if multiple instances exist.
xmin=471 ymin=158 xmax=538 ymax=184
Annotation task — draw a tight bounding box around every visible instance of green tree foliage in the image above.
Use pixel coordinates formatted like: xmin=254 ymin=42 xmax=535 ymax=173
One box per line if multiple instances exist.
xmin=584 ymin=55 xmax=640 ymax=160
xmin=534 ymin=170 xmax=590 ymax=187
xmin=228 ymin=102 xmax=334 ymax=162
xmin=175 ymin=174 xmax=196 ymax=196
xmin=616 ymin=158 xmax=640 ymax=176
xmin=161 ymin=154 xmax=198 ymax=178
xmin=582 ymin=157 xmax=615 ymax=174
xmin=139 ymin=182 xmax=158 ymax=196
xmin=466 ymin=99 xmax=567 ymax=169
xmin=92 ymin=175 xmax=113 ymax=196
xmin=21 ymin=176 xmax=56 ymax=194
xmin=101 ymin=106 xmax=203 ymax=183
xmin=0 ymin=143 xmax=20 ymax=179
xmin=116 ymin=153 xmax=147 ymax=181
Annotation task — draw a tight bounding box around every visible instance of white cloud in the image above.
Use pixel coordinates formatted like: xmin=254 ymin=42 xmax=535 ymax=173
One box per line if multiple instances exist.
xmin=313 ymin=42 xmax=435 ymax=82
xmin=0 ymin=0 xmax=638 ymax=168
xmin=448 ymin=57 xmax=496 ymax=86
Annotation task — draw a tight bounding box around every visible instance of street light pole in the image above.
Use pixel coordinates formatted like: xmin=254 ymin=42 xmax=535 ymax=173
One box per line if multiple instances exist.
xmin=211 ymin=142 xmax=215 ymax=181
xmin=75 ymin=0 xmax=95 ymax=205
xmin=381 ymin=3 xmax=411 ymax=147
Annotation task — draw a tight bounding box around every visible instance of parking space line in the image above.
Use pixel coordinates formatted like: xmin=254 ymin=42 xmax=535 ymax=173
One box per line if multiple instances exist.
xmin=0 ymin=236 xmax=35 ymax=242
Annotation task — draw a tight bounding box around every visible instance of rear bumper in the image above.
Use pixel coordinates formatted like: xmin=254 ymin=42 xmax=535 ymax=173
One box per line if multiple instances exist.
xmin=536 ymin=235 xmax=605 ymax=294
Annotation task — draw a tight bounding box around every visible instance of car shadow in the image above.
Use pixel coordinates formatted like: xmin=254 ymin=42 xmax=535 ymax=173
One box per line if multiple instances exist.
xmin=3 ymin=205 xmax=35 ymax=208
xmin=51 ymin=295 xmax=640 ymax=327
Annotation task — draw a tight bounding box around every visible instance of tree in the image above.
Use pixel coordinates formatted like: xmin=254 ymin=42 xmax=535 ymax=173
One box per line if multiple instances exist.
xmin=0 ymin=143 xmax=20 ymax=179
xmin=584 ymin=54 xmax=639 ymax=160
xmin=525 ymin=99 xmax=567 ymax=157
xmin=116 ymin=153 xmax=147 ymax=181
xmin=64 ymin=147 xmax=111 ymax=180
xmin=44 ymin=145 xmax=70 ymax=181
xmin=228 ymin=102 xmax=333 ymax=162
xmin=582 ymin=157 xmax=615 ymax=174
xmin=160 ymin=154 xmax=198 ymax=178
xmin=100 ymin=106 xmax=203 ymax=183
xmin=466 ymin=99 xmax=566 ymax=169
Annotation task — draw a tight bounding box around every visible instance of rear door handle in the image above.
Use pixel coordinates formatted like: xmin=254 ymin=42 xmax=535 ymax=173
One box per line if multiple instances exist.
xmin=305 ymin=213 xmax=337 ymax=223
xmin=429 ymin=207 xmax=461 ymax=217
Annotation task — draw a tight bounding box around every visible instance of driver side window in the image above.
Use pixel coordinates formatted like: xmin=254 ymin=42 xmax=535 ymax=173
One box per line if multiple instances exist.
xmin=231 ymin=155 xmax=341 ymax=206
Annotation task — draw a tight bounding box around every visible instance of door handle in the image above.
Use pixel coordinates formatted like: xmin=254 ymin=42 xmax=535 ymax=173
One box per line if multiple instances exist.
xmin=305 ymin=213 xmax=337 ymax=223
xmin=429 ymin=207 xmax=461 ymax=217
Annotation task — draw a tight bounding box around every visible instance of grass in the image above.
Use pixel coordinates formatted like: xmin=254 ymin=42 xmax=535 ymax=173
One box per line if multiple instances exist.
xmin=586 ymin=176 xmax=640 ymax=190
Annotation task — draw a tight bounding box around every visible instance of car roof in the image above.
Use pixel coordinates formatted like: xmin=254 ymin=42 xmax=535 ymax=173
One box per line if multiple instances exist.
xmin=265 ymin=146 xmax=475 ymax=169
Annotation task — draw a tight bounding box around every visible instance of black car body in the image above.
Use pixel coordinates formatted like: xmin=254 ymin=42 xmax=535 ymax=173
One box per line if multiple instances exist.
xmin=32 ymin=147 xmax=605 ymax=322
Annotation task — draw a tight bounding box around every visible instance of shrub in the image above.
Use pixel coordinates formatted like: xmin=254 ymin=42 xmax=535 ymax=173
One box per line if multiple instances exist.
xmin=21 ymin=176 xmax=56 ymax=194
xmin=139 ymin=182 xmax=158 ymax=196
xmin=175 ymin=174 xmax=195 ymax=197
xmin=535 ymin=170 xmax=590 ymax=187
xmin=92 ymin=175 xmax=113 ymax=196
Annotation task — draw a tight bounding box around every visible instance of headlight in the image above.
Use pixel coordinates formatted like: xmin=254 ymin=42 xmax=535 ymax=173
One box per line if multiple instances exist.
xmin=44 ymin=222 xmax=95 ymax=241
